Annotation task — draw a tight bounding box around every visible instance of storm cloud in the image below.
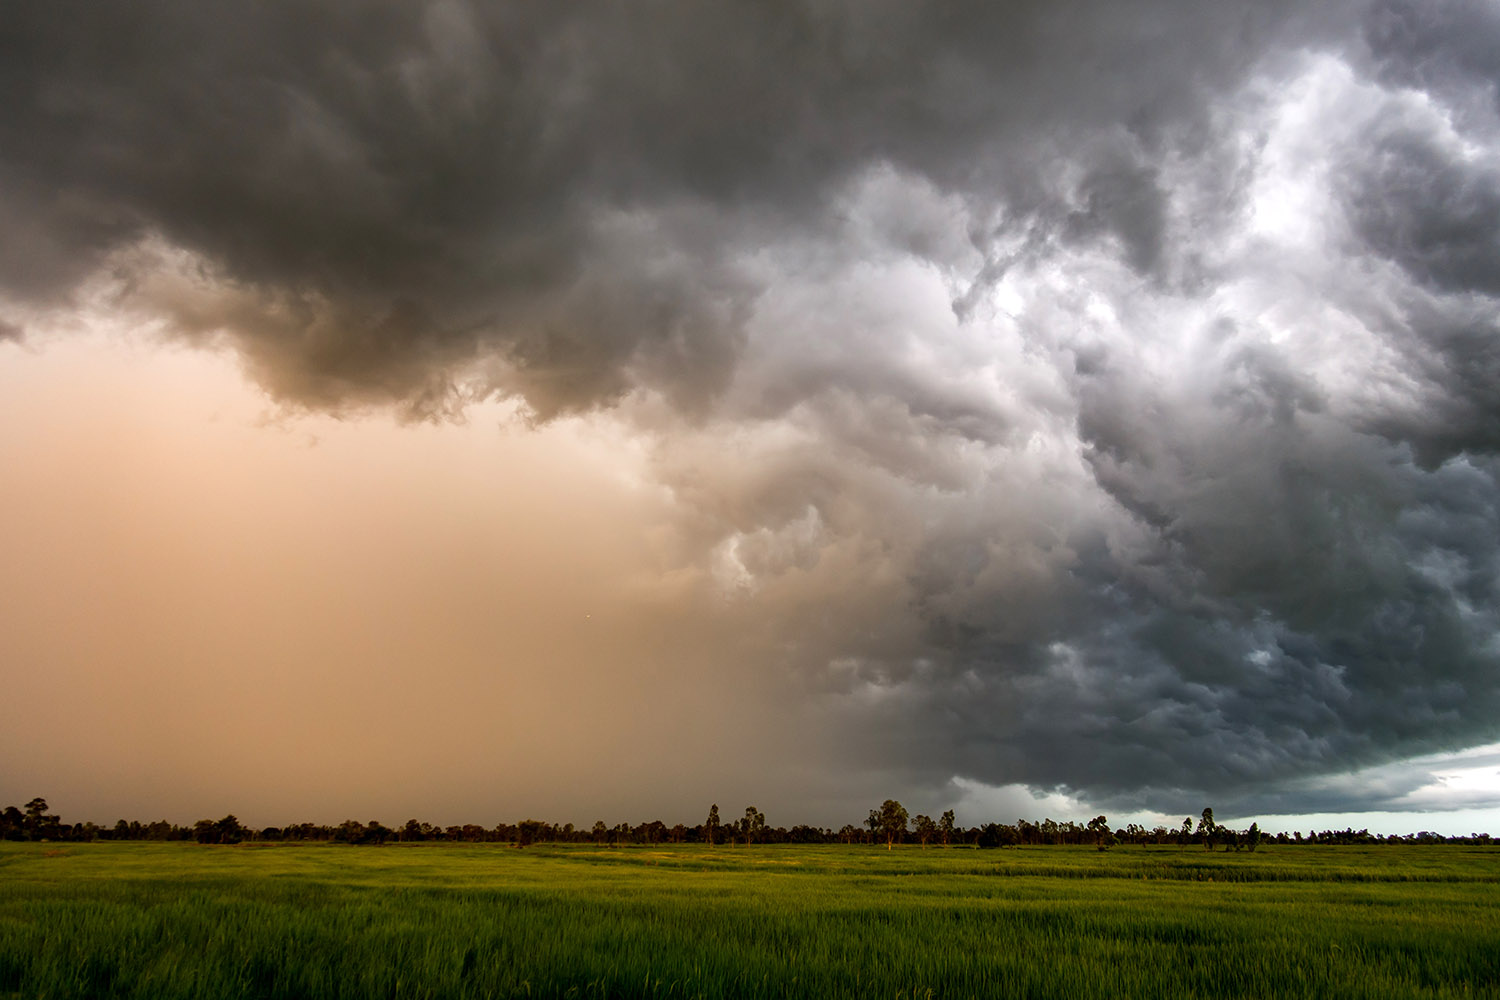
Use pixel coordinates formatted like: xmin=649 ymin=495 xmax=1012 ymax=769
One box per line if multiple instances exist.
xmin=4 ymin=0 xmax=1500 ymax=819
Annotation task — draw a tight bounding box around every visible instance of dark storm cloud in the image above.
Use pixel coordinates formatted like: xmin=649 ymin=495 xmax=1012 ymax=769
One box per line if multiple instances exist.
xmin=1334 ymin=12 xmax=1500 ymax=467
xmin=6 ymin=0 xmax=1500 ymax=816
xmin=0 ymin=0 xmax=1336 ymax=413
xmin=819 ymin=330 xmax=1500 ymax=815
xmin=1365 ymin=0 xmax=1500 ymax=114
xmin=1169 ymin=742 xmax=1500 ymax=820
xmin=1345 ymin=117 xmax=1500 ymax=297
xmin=1064 ymin=154 xmax=1169 ymax=279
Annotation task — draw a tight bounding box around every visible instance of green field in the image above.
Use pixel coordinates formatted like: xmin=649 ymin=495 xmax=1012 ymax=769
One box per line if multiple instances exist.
xmin=2 ymin=842 xmax=1498 ymax=999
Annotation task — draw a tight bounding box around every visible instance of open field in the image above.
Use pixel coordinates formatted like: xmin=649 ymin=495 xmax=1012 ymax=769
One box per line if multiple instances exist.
xmin=2 ymin=842 xmax=1498 ymax=999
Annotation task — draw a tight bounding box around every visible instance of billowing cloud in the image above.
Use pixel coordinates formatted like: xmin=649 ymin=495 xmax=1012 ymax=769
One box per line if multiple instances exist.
xmin=4 ymin=0 xmax=1500 ymax=819
xmin=0 ymin=0 xmax=1348 ymax=411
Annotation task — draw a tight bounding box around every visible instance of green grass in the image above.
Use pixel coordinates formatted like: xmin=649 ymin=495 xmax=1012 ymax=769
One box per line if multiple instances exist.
xmin=2 ymin=842 xmax=1498 ymax=998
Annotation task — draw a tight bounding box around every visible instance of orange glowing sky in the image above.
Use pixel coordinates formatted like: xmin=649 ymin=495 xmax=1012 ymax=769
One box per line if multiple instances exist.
xmin=6 ymin=1 xmax=1500 ymax=836
xmin=0 ymin=330 xmax=844 ymax=826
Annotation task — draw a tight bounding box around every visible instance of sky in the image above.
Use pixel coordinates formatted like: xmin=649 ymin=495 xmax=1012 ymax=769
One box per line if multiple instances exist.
xmin=2 ymin=0 xmax=1499 ymax=835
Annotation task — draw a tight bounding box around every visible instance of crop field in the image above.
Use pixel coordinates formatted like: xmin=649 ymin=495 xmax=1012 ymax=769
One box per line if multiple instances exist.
xmin=2 ymin=841 xmax=1498 ymax=999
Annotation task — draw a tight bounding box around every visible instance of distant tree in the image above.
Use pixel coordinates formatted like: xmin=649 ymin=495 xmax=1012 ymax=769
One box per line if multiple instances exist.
xmin=1178 ymin=817 xmax=1193 ymax=848
xmin=334 ymin=820 xmax=366 ymax=844
xmin=741 ymin=807 xmax=765 ymax=846
xmin=939 ymin=810 xmax=956 ymax=847
xmin=194 ymin=815 xmax=244 ymax=845
xmin=876 ymin=800 xmax=908 ymax=850
xmin=913 ymin=814 xmax=937 ymax=847
xmin=516 ymin=819 xmax=544 ymax=848
xmin=23 ymin=798 xmax=59 ymax=841
xmin=706 ymin=804 xmax=720 ymax=846
xmin=1087 ymin=815 xmax=1114 ymax=851
xmin=1197 ymin=808 xmax=1216 ymax=851
xmin=1246 ymin=822 xmax=1261 ymax=852
xmin=591 ymin=820 xmax=607 ymax=844
xmin=865 ymin=810 xmax=881 ymax=845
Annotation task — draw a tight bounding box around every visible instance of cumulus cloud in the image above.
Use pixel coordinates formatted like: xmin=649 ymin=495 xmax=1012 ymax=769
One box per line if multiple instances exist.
xmin=0 ymin=0 xmax=1345 ymax=409
xmin=5 ymin=0 xmax=1500 ymax=815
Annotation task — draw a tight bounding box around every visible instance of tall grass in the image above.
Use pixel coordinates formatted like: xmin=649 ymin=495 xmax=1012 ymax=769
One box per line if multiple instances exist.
xmin=2 ymin=843 xmax=1497 ymax=998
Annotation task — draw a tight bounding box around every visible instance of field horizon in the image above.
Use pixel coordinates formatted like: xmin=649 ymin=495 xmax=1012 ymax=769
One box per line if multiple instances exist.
xmin=4 ymin=840 xmax=1498 ymax=998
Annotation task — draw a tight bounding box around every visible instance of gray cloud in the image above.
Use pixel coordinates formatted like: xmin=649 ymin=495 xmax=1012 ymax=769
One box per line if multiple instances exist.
xmin=1345 ymin=116 xmax=1500 ymax=297
xmin=6 ymin=0 xmax=1500 ymax=817
xmin=0 ymin=0 xmax=1339 ymax=412
xmin=1365 ymin=0 xmax=1500 ymax=116
xmin=1331 ymin=24 xmax=1500 ymax=465
xmin=1205 ymin=742 xmax=1500 ymax=819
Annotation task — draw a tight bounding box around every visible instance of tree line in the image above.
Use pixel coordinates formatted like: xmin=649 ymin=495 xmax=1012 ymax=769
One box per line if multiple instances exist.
xmin=3 ymin=797 xmax=1493 ymax=848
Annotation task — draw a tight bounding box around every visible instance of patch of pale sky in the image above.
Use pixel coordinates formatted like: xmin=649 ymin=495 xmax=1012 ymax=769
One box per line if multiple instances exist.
xmin=951 ymin=741 xmax=1500 ymax=836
